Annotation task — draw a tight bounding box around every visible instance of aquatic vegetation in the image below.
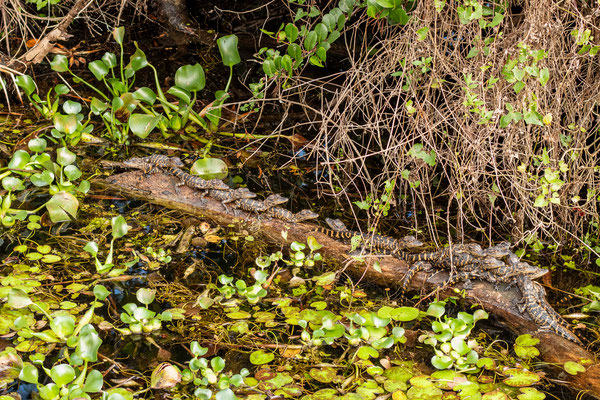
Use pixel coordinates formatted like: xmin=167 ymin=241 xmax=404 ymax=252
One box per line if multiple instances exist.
xmin=1 ymin=140 xmax=89 ymax=225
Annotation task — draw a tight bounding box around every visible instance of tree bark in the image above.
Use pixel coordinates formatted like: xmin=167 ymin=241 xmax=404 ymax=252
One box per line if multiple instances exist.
xmin=95 ymin=169 xmax=600 ymax=397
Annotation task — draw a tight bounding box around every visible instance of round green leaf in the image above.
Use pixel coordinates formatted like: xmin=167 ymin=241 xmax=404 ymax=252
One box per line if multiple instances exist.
xmin=249 ymin=350 xmax=274 ymax=365
xmin=50 ymin=315 xmax=75 ymax=339
xmin=390 ymin=306 xmax=420 ymax=322
xmin=175 ymin=64 xmax=205 ymax=92
xmin=215 ymin=389 xmax=236 ymax=400
xmin=217 ymin=35 xmax=241 ymax=67
xmin=564 ymin=361 xmax=585 ymax=375
xmin=63 ymin=100 xmax=82 ymax=115
xmin=284 ymin=24 xmax=299 ymax=42
xmin=356 ymin=346 xmax=379 ymax=360
xmin=191 ymin=158 xmax=228 ymax=180
xmin=502 ymin=368 xmax=541 ymax=387
xmin=50 ymin=364 xmax=76 ymax=387
xmin=7 ymin=288 xmax=33 ymax=308
xmin=136 ymin=288 xmax=156 ymax=305
xmin=64 ymin=165 xmax=82 ymax=181
xmin=431 ymin=355 xmax=453 ymax=369
xmin=50 ymin=55 xmax=69 ymax=72
xmin=28 ymin=138 xmax=47 ymax=153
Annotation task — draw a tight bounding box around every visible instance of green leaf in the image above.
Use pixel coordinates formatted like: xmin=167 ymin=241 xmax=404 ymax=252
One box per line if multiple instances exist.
xmin=89 ymin=60 xmax=109 ymax=81
xmin=50 ymin=364 xmax=75 ymax=387
xmin=217 ymin=35 xmax=241 ymax=67
xmin=416 ymin=27 xmax=429 ymax=41
xmin=19 ymin=363 xmax=39 ymax=384
xmin=304 ymin=31 xmax=318 ymax=51
xmin=64 ymin=165 xmax=82 ymax=181
xmin=191 ymin=158 xmax=228 ymax=180
xmin=46 ymin=191 xmax=79 ymax=222
xmin=389 ymin=8 xmax=410 ymax=25
xmin=315 ymin=23 xmax=328 ymax=42
xmin=84 ymin=241 xmax=98 ymax=256
xmin=90 ymin=97 xmax=108 ymax=114
xmin=50 ymin=54 xmax=69 ymax=72
xmin=249 ymin=350 xmax=274 ymax=365
xmin=215 ymin=389 xmax=236 ymax=400
xmin=63 ymin=100 xmax=81 ymax=114
xmin=284 ymin=23 xmax=299 ymax=42
xmin=539 ymin=68 xmax=549 ymax=86
xmin=16 ymin=75 xmax=36 ymax=96
xmin=133 ymin=87 xmax=157 ymax=105
xmin=167 ymin=86 xmax=191 ymax=105
xmin=390 ymin=306 xmax=420 ymax=322
xmin=129 ymin=114 xmax=161 ymax=139
xmin=126 ymin=45 xmax=148 ymax=72
xmin=111 ymin=215 xmax=129 ymax=239
xmin=56 ymin=147 xmax=76 ymax=166
xmin=136 ymin=288 xmax=156 ymax=305
xmin=287 ymin=43 xmax=302 ymax=62
xmin=50 ymin=315 xmax=75 ymax=340
xmin=83 ymin=369 xmax=104 ymax=393
xmin=564 ymin=361 xmax=585 ymax=375
xmin=28 ymin=138 xmax=47 ymax=152
xmin=54 ymin=114 xmax=79 ymax=135
xmin=2 ymin=176 xmax=24 ymax=191
xmin=94 ymin=285 xmax=110 ymax=300
xmin=113 ymin=27 xmax=125 ymax=45
xmin=175 ymin=64 xmax=206 ymax=92
xmin=376 ymin=0 xmax=394 ymax=7
xmin=76 ymin=324 xmax=102 ymax=362
xmin=356 ymin=346 xmax=379 ymax=360
xmin=102 ymin=52 xmax=117 ymax=69
xmin=7 ymin=288 xmax=33 ymax=308
xmin=8 ymin=150 xmax=30 ymax=169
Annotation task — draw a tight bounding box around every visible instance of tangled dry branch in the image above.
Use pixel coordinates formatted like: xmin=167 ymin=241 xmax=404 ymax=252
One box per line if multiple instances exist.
xmin=307 ymin=0 xmax=600 ymax=246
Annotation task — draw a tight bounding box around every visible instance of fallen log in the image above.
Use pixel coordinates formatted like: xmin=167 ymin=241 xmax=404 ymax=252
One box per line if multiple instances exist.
xmin=96 ymin=169 xmax=600 ymax=397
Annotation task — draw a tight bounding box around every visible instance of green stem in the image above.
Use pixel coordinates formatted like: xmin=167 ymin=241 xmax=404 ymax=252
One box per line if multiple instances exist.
xmin=69 ymin=72 xmax=109 ymax=101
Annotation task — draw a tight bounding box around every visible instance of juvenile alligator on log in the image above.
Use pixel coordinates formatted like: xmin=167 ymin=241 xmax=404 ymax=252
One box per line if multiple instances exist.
xmin=315 ymin=218 xmax=424 ymax=254
xmin=101 ymin=156 xmax=600 ymax=396
xmin=314 ymin=217 xmax=578 ymax=344
xmin=516 ymin=275 xmax=583 ymax=344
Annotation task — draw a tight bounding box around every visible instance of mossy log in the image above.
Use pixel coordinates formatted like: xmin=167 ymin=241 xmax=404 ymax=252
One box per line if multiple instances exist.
xmin=96 ymin=170 xmax=600 ymax=398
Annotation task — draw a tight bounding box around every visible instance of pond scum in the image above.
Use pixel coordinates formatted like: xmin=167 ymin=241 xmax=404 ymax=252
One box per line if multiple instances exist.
xmin=2 ymin=0 xmax=600 ymax=398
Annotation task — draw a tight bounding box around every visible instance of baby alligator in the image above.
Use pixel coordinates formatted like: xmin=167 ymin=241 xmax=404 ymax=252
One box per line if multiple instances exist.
xmin=161 ymin=166 xmax=231 ymax=191
xmin=235 ymin=194 xmax=288 ymax=214
xmin=315 ymin=218 xmax=424 ymax=254
xmin=208 ymin=188 xmax=256 ymax=211
xmin=516 ymin=275 xmax=582 ymax=344
xmin=123 ymin=154 xmax=184 ymax=173
xmin=267 ymin=207 xmax=319 ymax=223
